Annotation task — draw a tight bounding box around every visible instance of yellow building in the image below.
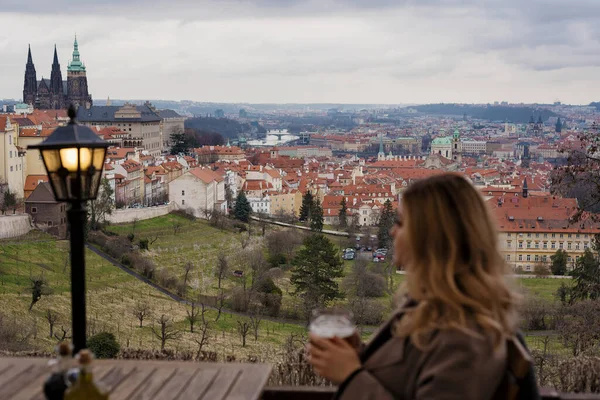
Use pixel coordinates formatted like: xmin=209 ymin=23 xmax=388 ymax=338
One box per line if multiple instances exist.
xmin=268 ymin=189 xmax=302 ymax=217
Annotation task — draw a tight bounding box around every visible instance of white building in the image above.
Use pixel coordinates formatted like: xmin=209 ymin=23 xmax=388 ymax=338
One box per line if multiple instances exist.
xmin=248 ymin=195 xmax=271 ymax=215
xmin=461 ymin=140 xmax=487 ymax=155
xmin=169 ymin=167 xmax=227 ymax=217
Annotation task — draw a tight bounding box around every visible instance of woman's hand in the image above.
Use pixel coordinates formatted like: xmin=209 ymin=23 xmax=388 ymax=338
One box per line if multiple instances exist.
xmin=307 ymin=333 xmax=362 ymax=384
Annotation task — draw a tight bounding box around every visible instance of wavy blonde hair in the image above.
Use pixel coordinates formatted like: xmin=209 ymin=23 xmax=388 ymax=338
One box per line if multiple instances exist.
xmin=394 ymin=173 xmax=520 ymax=349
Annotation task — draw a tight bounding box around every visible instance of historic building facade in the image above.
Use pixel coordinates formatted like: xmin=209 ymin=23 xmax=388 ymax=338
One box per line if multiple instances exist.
xmin=23 ymin=36 xmax=93 ymax=110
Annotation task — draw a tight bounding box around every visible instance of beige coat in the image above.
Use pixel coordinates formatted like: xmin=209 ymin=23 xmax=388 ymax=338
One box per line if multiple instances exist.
xmin=337 ymin=302 xmax=507 ymax=400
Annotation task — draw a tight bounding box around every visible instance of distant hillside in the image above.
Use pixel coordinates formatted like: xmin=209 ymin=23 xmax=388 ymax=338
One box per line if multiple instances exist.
xmin=185 ymin=117 xmax=264 ymax=138
xmin=589 ymin=102 xmax=600 ymax=111
xmin=413 ymin=104 xmax=557 ymax=123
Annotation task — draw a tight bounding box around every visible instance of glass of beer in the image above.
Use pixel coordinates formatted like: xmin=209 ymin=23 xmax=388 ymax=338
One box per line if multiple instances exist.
xmin=309 ymin=308 xmax=355 ymax=339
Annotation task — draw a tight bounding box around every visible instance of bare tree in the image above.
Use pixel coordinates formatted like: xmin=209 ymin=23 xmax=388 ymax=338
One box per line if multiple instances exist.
xmin=249 ymin=310 xmax=263 ymax=341
xmin=132 ymin=302 xmax=151 ymax=328
xmin=237 ymin=319 xmax=251 ymax=347
xmin=186 ymin=302 xmax=200 ymax=333
xmin=53 ymin=326 xmax=71 ymax=342
xmin=183 ymin=262 xmax=194 ymax=287
xmin=151 ymin=314 xmax=181 ymax=351
xmin=28 ymin=275 xmax=52 ymax=311
xmin=214 ymin=289 xmax=225 ymax=322
xmin=266 ymin=229 xmax=298 ymax=261
xmin=45 ymin=309 xmax=59 ymax=338
xmin=193 ymin=302 xmax=211 ymax=359
xmin=239 ymin=233 xmax=251 ymax=250
xmin=149 ymin=234 xmax=159 ymax=246
xmin=215 ymin=253 xmax=229 ymax=290
xmin=132 ymin=217 xmax=139 ymax=235
xmin=173 ymin=221 xmax=183 ymax=235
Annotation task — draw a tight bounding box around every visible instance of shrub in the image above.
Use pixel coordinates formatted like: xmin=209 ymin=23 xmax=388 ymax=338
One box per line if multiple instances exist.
xmin=156 ymin=268 xmax=177 ymax=290
xmin=103 ymin=237 xmax=131 ymax=260
xmin=267 ymin=253 xmax=287 ymax=268
xmin=87 ymin=332 xmax=120 ymax=359
xmin=87 ymin=231 xmax=108 ymax=248
xmin=233 ymin=222 xmax=247 ymax=232
xmin=139 ymin=239 xmax=149 ymax=250
xmin=127 ymin=233 xmax=135 ymax=242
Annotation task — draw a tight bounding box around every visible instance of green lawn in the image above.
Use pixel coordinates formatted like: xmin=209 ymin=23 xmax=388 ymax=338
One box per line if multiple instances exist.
xmin=515 ymin=277 xmax=568 ymax=302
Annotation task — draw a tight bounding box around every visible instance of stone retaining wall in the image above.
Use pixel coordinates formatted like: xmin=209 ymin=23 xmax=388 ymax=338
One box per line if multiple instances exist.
xmin=0 ymin=215 xmax=32 ymax=239
xmin=106 ymin=203 xmax=175 ymax=224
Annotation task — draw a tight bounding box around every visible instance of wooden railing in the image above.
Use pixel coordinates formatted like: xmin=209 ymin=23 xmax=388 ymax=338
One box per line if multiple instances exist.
xmin=262 ymin=386 xmax=600 ymax=400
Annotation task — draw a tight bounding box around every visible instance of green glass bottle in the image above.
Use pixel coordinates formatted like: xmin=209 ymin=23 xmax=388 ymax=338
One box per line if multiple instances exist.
xmin=64 ymin=350 xmax=109 ymax=400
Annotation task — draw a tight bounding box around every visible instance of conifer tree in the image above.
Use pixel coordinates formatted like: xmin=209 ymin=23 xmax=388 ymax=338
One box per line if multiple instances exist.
xmin=310 ymin=198 xmax=324 ymax=232
xmin=339 ymin=197 xmax=348 ymax=229
xmin=291 ymin=234 xmax=344 ymax=315
xmin=234 ymin=191 xmax=252 ymax=222
xmin=377 ymin=199 xmax=394 ymax=248
xmin=299 ymin=191 xmax=314 ymax=222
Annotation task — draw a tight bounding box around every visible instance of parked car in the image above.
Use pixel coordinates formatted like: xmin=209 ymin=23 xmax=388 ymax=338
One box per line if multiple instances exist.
xmin=343 ymin=252 xmax=355 ymax=260
xmin=232 ymin=270 xmax=244 ymax=277
xmin=366 ymin=246 xmax=373 ymax=251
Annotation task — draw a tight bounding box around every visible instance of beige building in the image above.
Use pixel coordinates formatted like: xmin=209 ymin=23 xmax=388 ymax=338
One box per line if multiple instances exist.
xmin=77 ymin=103 xmax=163 ymax=156
xmin=158 ymin=110 xmax=186 ymax=152
xmin=0 ymin=116 xmax=26 ymax=197
xmin=169 ymin=168 xmax=226 ymax=217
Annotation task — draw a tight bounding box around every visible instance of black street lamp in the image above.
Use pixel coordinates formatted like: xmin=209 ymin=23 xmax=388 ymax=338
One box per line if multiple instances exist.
xmin=29 ymin=105 xmax=109 ymax=354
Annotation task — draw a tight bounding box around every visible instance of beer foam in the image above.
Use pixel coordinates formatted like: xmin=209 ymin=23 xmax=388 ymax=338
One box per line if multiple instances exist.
xmin=309 ymin=315 xmax=355 ymax=338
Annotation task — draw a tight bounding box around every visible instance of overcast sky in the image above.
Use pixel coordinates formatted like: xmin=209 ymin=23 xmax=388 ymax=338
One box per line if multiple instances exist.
xmin=2 ymin=0 xmax=600 ymax=105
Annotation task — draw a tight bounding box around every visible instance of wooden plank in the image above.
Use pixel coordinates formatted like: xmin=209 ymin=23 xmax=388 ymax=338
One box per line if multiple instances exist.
xmin=110 ymin=367 xmax=156 ymax=400
xmin=128 ymin=364 xmax=177 ymax=400
xmin=226 ymin=365 xmax=272 ymax=400
xmin=98 ymin=363 xmax=138 ymax=393
xmin=0 ymin=361 xmax=37 ymax=392
xmin=151 ymin=365 xmax=198 ymax=400
xmin=0 ymin=364 xmax=48 ymax=399
xmin=199 ymin=367 xmax=242 ymax=400
xmin=262 ymin=386 xmax=336 ymax=400
xmin=176 ymin=368 xmax=219 ymax=400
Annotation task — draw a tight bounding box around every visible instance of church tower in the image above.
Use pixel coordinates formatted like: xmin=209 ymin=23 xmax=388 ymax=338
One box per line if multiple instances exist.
xmin=50 ymin=45 xmax=65 ymax=109
xmin=452 ymin=128 xmax=462 ymax=163
xmin=67 ymin=35 xmax=92 ymax=108
xmin=377 ymin=135 xmax=385 ymax=161
xmin=23 ymin=45 xmax=37 ymax=105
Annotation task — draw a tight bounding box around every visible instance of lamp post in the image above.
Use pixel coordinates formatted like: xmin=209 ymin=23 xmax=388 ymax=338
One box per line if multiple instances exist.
xmin=29 ymin=105 xmax=109 ymax=354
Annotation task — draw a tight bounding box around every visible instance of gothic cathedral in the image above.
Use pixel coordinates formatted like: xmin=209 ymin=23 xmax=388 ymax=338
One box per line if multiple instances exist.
xmin=23 ymin=36 xmax=93 ymax=110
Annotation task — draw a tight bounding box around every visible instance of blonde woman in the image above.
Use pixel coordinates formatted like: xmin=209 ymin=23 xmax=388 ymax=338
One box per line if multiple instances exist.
xmin=308 ymin=173 xmax=537 ymax=400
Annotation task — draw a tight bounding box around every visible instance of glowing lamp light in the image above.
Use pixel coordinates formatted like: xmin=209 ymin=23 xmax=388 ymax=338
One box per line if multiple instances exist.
xmin=28 ymin=106 xmax=109 ymax=202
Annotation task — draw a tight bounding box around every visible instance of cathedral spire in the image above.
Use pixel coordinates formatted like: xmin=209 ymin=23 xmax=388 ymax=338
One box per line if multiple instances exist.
xmin=52 ymin=44 xmax=59 ymax=66
xmin=27 ymin=44 xmax=33 ymax=64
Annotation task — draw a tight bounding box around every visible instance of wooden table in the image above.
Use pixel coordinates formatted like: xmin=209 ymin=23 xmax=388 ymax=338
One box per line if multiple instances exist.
xmin=0 ymin=357 xmax=272 ymax=400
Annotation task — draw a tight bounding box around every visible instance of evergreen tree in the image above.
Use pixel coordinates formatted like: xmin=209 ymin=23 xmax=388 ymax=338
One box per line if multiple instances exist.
xmin=377 ymin=199 xmax=394 ymax=248
xmin=2 ymin=189 xmax=16 ymax=215
xmin=568 ymin=248 xmax=600 ymax=303
xmin=550 ymin=249 xmax=568 ymax=276
xmin=299 ymin=191 xmax=314 ymax=222
xmin=310 ymin=198 xmax=324 ymax=232
xmin=234 ymin=191 xmax=252 ymax=222
xmin=339 ymin=197 xmax=348 ymax=229
xmin=169 ymin=128 xmax=190 ymax=155
xmin=291 ymin=234 xmax=344 ymax=314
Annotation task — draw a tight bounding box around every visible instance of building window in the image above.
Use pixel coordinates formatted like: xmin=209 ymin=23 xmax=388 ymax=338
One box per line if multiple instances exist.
xmin=526 ymin=255 xmax=531 ymax=261
xmin=560 ymin=234 xmax=564 ymax=238
xmin=182 ymin=199 xmax=185 ymax=205
xmin=47 ymin=221 xmax=53 ymax=226
xmin=518 ymin=241 xmax=523 ymax=248
xmin=576 ymin=234 xmax=580 ymax=238
xmin=518 ymin=255 xmax=523 ymax=261
xmin=536 ymin=233 xmax=540 ymax=238
xmin=10 ymin=166 xmax=13 ymax=172
xmin=543 ymin=242 xmax=547 ymax=249
xmin=568 ymin=234 xmax=572 ymax=238
xmin=551 ymin=242 xmax=556 ymax=249
xmin=544 ymin=234 xmax=548 ymax=238
xmin=9 ymin=151 xmax=12 ymax=158
xmin=552 ymin=233 xmax=556 ymax=238
xmin=535 ymin=242 xmax=539 ymax=249
xmin=576 ymin=243 xmax=580 ymax=250
xmin=559 ymin=242 xmax=563 ymax=249
xmin=507 ymin=233 xmax=511 ymax=237
xmin=535 ymin=255 xmax=539 ymax=262
xmin=506 ymin=255 xmax=510 ymax=261
xmin=568 ymin=242 xmax=572 ymax=250
xmin=31 ymin=207 xmax=37 ymax=213
xmin=507 ymin=241 xmax=511 ymax=248
xmin=542 ymin=255 xmax=547 ymax=262
xmin=182 ymin=190 xmax=185 ymax=196
xmin=8 ymin=135 xmax=11 ymax=144
xmin=527 ymin=233 xmax=531 ymax=238
xmin=527 ymin=241 xmax=531 ymax=248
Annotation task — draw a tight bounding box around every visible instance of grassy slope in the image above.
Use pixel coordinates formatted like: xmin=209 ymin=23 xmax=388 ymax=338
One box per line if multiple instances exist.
xmin=0 ymin=231 xmax=305 ymax=360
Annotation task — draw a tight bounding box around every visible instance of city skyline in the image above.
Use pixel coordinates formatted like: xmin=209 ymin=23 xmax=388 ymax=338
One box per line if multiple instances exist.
xmin=2 ymin=0 xmax=600 ymax=105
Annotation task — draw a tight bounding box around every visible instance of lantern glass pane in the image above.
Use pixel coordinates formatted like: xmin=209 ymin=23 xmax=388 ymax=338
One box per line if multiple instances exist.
xmin=41 ymin=149 xmax=62 ymax=173
xmin=59 ymin=148 xmax=80 ymax=172
xmin=92 ymin=148 xmax=107 ymax=171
